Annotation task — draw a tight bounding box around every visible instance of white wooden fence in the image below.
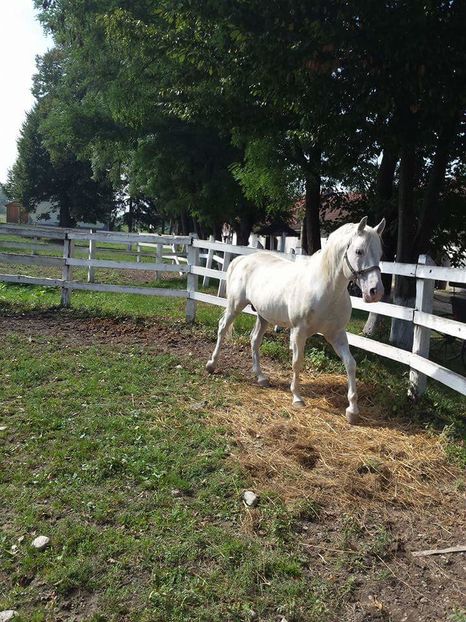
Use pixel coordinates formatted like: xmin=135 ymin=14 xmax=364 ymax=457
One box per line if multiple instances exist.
xmin=0 ymin=223 xmax=464 ymax=398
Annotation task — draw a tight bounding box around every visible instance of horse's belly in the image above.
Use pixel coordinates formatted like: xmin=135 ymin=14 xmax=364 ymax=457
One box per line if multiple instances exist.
xmin=246 ymin=276 xmax=292 ymax=326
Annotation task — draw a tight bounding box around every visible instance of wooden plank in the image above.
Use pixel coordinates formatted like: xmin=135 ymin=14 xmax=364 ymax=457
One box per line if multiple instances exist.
xmin=347 ymin=332 xmax=466 ymax=396
xmin=0 ymin=252 xmax=64 ymax=267
xmin=189 ymin=291 xmax=256 ymax=315
xmin=414 ymin=311 xmax=465 ymax=340
xmin=203 ymin=235 xmax=215 ymax=287
xmin=0 ymin=273 xmax=63 ymax=287
xmin=416 ymin=264 xmax=466 ymax=284
xmin=0 ymin=240 xmax=62 ymax=253
xmin=346 ymin=333 xmax=413 ymax=366
xmin=409 ymin=255 xmax=436 ymax=397
xmin=66 ymin=258 xmax=188 ymax=273
xmin=67 ymin=231 xmax=191 ymax=245
xmin=379 ymin=261 xmax=417 ymax=277
xmin=61 ymin=238 xmax=74 ymax=307
xmin=186 ymin=236 xmax=200 ymax=322
xmin=192 ymin=238 xmax=260 ymax=255
xmin=88 ymin=230 xmax=96 ymax=283
xmin=0 ymin=225 xmax=66 ymax=240
xmin=409 ymin=352 xmax=466 ymax=396
xmin=68 ymin=282 xmax=188 ymax=297
xmin=191 ymin=265 xmax=225 ymax=280
xmin=350 ymin=297 xmax=413 ymax=320
xmin=218 ymin=252 xmax=232 ymax=297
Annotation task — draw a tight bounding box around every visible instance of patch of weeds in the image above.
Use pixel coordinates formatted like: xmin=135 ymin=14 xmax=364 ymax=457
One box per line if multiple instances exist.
xmin=291 ymin=498 xmax=321 ymax=523
xmin=439 ymin=424 xmax=466 ymax=469
xmin=261 ymin=339 xmax=289 ymax=363
xmin=449 ymin=611 xmax=466 ymax=622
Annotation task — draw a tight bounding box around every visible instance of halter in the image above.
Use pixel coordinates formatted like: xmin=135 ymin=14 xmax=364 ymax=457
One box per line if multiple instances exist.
xmin=344 ymin=244 xmax=381 ymax=284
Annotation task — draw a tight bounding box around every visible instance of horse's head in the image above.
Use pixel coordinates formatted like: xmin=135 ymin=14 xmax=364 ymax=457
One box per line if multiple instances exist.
xmin=345 ymin=216 xmax=385 ymax=303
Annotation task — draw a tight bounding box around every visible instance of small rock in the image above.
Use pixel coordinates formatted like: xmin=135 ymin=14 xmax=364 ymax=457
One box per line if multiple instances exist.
xmin=243 ymin=490 xmax=259 ymax=507
xmin=171 ymin=489 xmax=183 ymax=498
xmin=31 ymin=536 xmax=50 ymax=550
xmin=246 ymin=609 xmax=258 ymax=620
xmin=175 ymin=364 xmax=183 ymax=369
xmin=0 ymin=426 xmax=6 ymax=431
xmin=0 ymin=611 xmax=18 ymax=622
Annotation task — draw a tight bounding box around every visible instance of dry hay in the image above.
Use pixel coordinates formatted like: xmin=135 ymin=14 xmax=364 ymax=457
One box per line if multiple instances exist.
xmin=206 ymin=367 xmax=464 ymax=520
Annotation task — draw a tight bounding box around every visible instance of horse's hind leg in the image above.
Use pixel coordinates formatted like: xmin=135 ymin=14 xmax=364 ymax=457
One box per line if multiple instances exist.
xmin=326 ymin=330 xmax=359 ymax=424
xmin=251 ymin=315 xmax=269 ymax=386
xmin=290 ymin=327 xmax=307 ymax=406
xmin=206 ymin=300 xmax=244 ymax=373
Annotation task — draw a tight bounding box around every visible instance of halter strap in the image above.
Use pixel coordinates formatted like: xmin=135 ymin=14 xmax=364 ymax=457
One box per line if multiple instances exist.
xmin=344 ymin=246 xmax=381 ymax=283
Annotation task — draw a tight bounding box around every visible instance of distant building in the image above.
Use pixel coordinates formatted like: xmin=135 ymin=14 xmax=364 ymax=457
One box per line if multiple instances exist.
xmin=4 ymin=199 xmax=107 ymax=230
xmin=6 ymin=200 xmax=29 ymax=224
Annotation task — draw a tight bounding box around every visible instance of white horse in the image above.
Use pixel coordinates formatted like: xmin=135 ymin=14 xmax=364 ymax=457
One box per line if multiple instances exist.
xmin=206 ymin=217 xmax=385 ymax=424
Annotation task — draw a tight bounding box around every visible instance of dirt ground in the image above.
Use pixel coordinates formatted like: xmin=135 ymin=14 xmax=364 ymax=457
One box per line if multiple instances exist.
xmin=1 ymin=311 xmax=465 ymax=622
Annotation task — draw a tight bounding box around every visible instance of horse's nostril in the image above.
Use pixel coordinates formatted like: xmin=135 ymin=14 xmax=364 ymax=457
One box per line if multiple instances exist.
xmin=370 ymin=287 xmax=377 ymax=296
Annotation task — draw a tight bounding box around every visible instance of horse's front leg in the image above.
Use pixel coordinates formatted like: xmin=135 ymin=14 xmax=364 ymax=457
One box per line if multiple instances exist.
xmin=326 ymin=330 xmax=359 ymax=424
xmin=290 ymin=327 xmax=307 ymax=407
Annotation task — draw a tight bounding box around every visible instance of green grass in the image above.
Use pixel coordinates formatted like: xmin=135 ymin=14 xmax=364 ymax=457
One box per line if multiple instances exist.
xmin=0 ymin=281 xmax=465 ymax=620
xmin=0 ymin=331 xmax=348 ymax=622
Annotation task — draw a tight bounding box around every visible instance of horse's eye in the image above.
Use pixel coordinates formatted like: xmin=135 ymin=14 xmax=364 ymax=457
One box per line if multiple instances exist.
xmin=355 ymin=249 xmax=364 ymax=256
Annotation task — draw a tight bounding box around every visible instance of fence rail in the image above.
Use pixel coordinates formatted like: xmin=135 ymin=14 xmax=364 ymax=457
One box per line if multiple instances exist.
xmin=0 ymin=223 xmax=464 ymax=398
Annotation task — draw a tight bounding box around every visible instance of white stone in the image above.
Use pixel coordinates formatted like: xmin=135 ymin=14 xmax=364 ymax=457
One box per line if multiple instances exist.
xmin=0 ymin=426 xmax=6 ymax=431
xmin=175 ymin=364 xmax=183 ymax=369
xmin=31 ymin=536 xmax=50 ymax=550
xmin=243 ymin=491 xmax=259 ymax=507
xmin=0 ymin=611 xmax=18 ymax=622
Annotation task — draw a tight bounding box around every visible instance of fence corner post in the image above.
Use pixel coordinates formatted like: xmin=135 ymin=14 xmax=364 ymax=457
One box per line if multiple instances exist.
xmin=186 ymin=233 xmax=199 ymax=323
xmin=408 ymin=254 xmax=435 ymax=399
xmin=61 ymin=233 xmax=74 ymax=308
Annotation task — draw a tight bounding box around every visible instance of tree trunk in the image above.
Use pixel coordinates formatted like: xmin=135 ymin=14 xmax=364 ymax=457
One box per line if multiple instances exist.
xmin=363 ymin=147 xmax=398 ymax=336
xmin=235 ymin=215 xmax=253 ymax=246
xmin=413 ymin=114 xmax=458 ymax=257
xmin=302 ymin=173 xmax=321 ymax=255
xmin=390 ymin=144 xmax=418 ymax=350
xmin=59 ymin=203 xmax=73 ymax=228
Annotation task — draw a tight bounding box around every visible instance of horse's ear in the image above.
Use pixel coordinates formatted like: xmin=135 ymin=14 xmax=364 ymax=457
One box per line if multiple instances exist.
xmin=374 ymin=218 xmax=386 ymax=236
xmin=357 ymin=216 xmax=368 ymax=232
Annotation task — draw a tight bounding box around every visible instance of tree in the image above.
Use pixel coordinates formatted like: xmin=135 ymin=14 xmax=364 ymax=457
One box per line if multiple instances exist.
xmin=7 ymin=104 xmax=115 ymax=227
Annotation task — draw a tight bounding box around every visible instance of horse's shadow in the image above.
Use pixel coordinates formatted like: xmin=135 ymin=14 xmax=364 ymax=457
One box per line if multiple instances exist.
xmin=215 ymin=366 xmax=436 ymax=437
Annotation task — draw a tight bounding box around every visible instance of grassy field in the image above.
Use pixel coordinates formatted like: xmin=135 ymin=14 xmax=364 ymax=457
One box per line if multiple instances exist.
xmin=0 ymin=278 xmax=465 ymax=621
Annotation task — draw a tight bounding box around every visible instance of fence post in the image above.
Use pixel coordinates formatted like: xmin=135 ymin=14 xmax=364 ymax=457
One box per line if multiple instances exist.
xmin=218 ymin=251 xmax=232 ymax=297
xmin=61 ymin=234 xmax=74 ymax=307
xmin=136 ymin=242 xmax=141 ymax=263
xmin=409 ymin=254 xmax=435 ymax=398
xmin=156 ymin=242 xmax=163 ymax=282
xmin=87 ymin=228 xmax=96 ymax=283
xmin=202 ymin=235 xmax=215 ymax=287
xmin=186 ymin=233 xmax=199 ymax=323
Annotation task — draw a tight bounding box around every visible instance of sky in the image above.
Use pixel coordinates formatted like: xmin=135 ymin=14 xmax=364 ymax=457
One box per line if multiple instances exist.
xmin=0 ymin=1 xmax=53 ymax=184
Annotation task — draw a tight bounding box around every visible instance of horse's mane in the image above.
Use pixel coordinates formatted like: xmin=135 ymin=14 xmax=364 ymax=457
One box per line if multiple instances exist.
xmin=319 ymin=223 xmax=357 ymax=280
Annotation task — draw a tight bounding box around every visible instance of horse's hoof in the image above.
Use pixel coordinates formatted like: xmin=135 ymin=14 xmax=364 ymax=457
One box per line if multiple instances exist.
xmin=258 ymin=377 xmax=269 ymax=387
xmin=293 ymin=399 xmax=305 ymax=408
xmin=346 ymin=408 xmax=359 ymax=425
xmin=206 ymin=361 xmax=216 ymax=373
